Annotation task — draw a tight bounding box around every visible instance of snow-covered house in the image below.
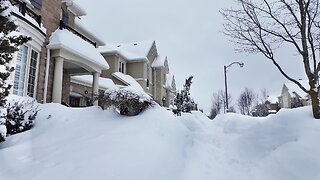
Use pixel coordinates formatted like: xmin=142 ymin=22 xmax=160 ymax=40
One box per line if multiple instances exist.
xmin=8 ymin=0 xmax=109 ymax=106
xmin=99 ymin=41 xmax=176 ymax=107
xmin=266 ymin=95 xmax=279 ymax=113
xmin=278 ymin=80 xmax=311 ymax=108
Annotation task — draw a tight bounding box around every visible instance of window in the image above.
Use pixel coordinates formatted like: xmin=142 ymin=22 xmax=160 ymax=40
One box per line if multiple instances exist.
xmin=14 ymin=45 xmax=28 ymax=96
xmin=119 ymin=61 xmax=125 ymax=73
xmin=13 ymin=46 xmax=39 ymax=97
xmin=30 ymin=0 xmax=42 ymax=9
xmin=62 ymin=9 xmax=69 ymax=26
xmin=27 ymin=50 xmax=39 ymax=97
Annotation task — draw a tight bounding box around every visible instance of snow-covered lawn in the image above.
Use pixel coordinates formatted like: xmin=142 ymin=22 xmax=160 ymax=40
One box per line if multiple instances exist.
xmin=1 ymin=104 xmax=320 ymax=180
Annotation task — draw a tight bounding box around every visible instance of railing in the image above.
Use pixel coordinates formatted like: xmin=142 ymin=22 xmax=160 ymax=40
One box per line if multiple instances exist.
xmin=59 ymin=20 xmax=97 ymax=47
xmin=9 ymin=0 xmax=45 ymax=36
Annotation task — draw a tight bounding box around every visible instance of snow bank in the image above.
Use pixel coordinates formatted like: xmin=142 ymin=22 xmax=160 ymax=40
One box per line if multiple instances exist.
xmin=0 ymin=104 xmax=320 ymax=180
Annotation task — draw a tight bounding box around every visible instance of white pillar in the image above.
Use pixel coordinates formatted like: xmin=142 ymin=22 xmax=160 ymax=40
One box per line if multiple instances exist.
xmin=52 ymin=57 xmax=64 ymax=103
xmin=92 ymin=72 xmax=100 ymax=106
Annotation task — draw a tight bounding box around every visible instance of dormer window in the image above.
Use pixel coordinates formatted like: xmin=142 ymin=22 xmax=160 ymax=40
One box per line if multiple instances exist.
xmin=30 ymin=0 xmax=42 ymax=9
xmin=119 ymin=61 xmax=125 ymax=73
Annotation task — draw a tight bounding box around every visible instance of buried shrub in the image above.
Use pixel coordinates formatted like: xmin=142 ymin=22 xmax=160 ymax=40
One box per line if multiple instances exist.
xmin=4 ymin=97 xmax=40 ymax=136
xmin=103 ymin=86 xmax=153 ymax=116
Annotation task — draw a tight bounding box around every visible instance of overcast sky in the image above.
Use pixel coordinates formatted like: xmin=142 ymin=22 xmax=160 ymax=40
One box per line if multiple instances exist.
xmin=75 ymin=0 xmax=306 ymax=112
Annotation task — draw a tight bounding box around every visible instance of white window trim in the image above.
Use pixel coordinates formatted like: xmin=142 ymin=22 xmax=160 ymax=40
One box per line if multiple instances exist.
xmin=11 ymin=44 xmax=40 ymax=98
xmin=26 ymin=48 xmax=40 ymax=98
xmin=118 ymin=59 xmax=126 ymax=74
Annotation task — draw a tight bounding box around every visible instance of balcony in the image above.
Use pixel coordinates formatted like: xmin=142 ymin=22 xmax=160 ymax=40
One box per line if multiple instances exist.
xmin=9 ymin=0 xmax=45 ymax=36
xmin=59 ymin=20 xmax=97 ymax=47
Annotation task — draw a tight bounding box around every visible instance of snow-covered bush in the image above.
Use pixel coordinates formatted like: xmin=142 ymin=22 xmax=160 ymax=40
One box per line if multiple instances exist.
xmin=0 ymin=108 xmax=6 ymax=142
xmin=4 ymin=97 xmax=39 ymax=136
xmin=103 ymin=86 xmax=153 ymax=116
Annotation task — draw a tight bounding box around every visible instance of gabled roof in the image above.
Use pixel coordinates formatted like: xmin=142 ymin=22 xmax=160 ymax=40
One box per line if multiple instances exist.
xmin=47 ymin=29 xmax=109 ymax=70
xmin=283 ymin=80 xmax=309 ymax=99
xmin=165 ymin=73 xmax=176 ymax=90
xmin=99 ymin=40 xmax=155 ymax=62
xmin=267 ymin=95 xmax=278 ymax=104
xmin=151 ymin=55 xmax=167 ymax=68
xmin=112 ymin=72 xmax=143 ymax=90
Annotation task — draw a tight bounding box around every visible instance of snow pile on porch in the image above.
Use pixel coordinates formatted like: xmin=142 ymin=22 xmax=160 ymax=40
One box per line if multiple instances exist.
xmin=71 ymin=75 xmax=115 ymax=90
xmin=48 ymin=29 xmax=109 ymax=70
xmin=112 ymin=72 xmax=143 ymax=90
xmin=0 ymin=104 xmax=320 ymax=180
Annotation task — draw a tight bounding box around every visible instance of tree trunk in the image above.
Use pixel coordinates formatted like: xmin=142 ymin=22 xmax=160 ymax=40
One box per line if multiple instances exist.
xmin=310 ymin=90 xmax=320 ymax=119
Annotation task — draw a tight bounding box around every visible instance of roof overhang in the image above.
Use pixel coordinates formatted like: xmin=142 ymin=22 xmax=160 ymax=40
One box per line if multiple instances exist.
xmin=63 ymin=0 xmax=87 ymax=16
xmin=48 ymin=29 xmax=109 ymax=73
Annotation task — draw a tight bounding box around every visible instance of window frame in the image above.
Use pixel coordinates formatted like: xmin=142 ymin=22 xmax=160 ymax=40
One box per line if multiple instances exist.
xmin=12 ymin=44 xmax=40 ymax=98
xmin=118 ymin=60 xmax=126 ymax=74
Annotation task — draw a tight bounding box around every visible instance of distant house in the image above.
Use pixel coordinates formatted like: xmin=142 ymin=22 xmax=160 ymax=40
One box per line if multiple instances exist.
xmin=265 ymin=95 xmax=279 ymax=114
xmin=278 ymin=80 xmax=311 ymax=108
xmin=98 ymin=41 xmax=176 ymax=107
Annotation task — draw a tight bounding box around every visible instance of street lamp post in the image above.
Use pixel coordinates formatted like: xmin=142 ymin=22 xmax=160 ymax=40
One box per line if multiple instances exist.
xmin=224 ymin=61 xmax=244 ymax=112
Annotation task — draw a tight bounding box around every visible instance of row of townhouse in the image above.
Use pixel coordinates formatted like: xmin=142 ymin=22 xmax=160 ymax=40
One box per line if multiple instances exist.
xmin=8 ymin=0 xmax=176 ymax=107
xmin=259 ymin=80 xmax=311 ymax=114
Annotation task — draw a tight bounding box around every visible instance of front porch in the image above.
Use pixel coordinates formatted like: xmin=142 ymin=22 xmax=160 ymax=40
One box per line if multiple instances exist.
xmin=47 ymin=29 xmax=109 ymax=106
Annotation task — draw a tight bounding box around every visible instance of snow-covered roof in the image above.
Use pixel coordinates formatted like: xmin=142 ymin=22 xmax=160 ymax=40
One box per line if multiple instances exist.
xmin=112 ymin=72 xmax=143 ymax=90
xmin=71 ymin=75 xmax=115 ymax=90
xmin=10 ymin=3 xmax=47 ymax=34
xmin=267 ymin=95 xmax=278 ymax=104
xmin=47 ymin=29 xmax=109 ymax=70
xmin=165 ymin=73 xmax=175 ymax=89
xmin=74 ymin=18 xmax=105 ymax=46
xmin=63 ymin=0 xmax=87 ymax=16
xmin=284 ymin=80 xmax=309 ymax=98
xmin=151 ymin=55 xmax=166 ymax=68
xmin=99 ymin=40 xmax=155 ymax=62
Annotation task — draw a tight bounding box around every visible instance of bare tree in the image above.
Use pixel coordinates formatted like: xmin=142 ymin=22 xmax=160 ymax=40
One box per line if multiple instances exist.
xmin=221 ymin=0 xmax=320 ymax=118
xmin=237 ymin=88 xmax=256 ymax=115
xmin=211 ymin=90 xmax=224 ymax=113
xmin=260 ymin=88 xmax=269 ymax=103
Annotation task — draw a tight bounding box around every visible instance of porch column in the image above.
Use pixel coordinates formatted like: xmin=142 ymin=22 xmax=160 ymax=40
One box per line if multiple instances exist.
xmin=92 ymin=72 xmax=100 ymax=106
xmin=52 ymin=57 xmax=64 ymax=103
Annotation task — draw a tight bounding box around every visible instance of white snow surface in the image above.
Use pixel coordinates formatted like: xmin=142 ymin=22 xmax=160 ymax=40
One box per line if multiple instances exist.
xmin=10 ymin=4 xmax=47 ymax=33
xmin=99 ymin=40 xmax=154 ymax=62
xmin=166 ymin=73 xmax=174 ymax=89
xmin=74 ymin=18 xmax=105 ymax=46
xmin=71 ymin=75 xmax=115 ymax=90
xmin=112 ymin=72 xmax=143 ymax=90
xmin=47 ymin=29 xmax=109 ymax=70
xmin=151 ymin=55 xmax=166 ymax=67
xmin=1 ymin=104 xmax=320 ymax=180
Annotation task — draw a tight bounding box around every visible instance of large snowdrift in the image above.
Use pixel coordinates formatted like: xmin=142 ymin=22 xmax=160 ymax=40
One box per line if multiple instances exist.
xmin=0 ymin=105 xmax=320 ymax=180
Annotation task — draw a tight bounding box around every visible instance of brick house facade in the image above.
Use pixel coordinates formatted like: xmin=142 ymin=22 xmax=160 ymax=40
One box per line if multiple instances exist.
xmin=9 ymin=0 xmax=108 ymax=106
